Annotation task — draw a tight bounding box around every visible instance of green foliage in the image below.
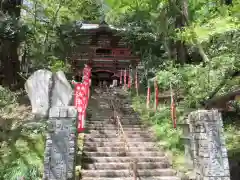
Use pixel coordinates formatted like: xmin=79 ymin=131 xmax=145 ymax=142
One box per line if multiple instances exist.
xmin=0 ymin=90 xmax=46 ymax=179
xmin=0 ymin=15 xmax=30 ymax=41
xmin=0 ymin=133 xmax=44 ymax=180
xmin=156 ymin=60 xmax=239 ymax=108
xmin=20 ymin=0 xmax=101 ymax=69
xmin=0 ymin=86 xmax=18 ymax=107
xmin=0 ymin=86 xmax=45 ymax=179
xmin=0 ymin=132 xmax=45 ymax=180
xmin=225 ymin=124 xmax=240 ymax=151
xmin=48 ymin=56 xmax=71 ymax=72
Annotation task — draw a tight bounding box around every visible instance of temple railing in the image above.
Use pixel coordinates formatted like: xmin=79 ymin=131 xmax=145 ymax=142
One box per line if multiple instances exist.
xmin=106 ymin=86 xmax=139 ymax=180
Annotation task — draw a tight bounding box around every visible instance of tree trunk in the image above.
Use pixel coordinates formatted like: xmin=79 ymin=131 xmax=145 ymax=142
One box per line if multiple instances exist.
xmin=2 ymin=40 xmax=14 ymax=86
xmin=175 ymin=0 xmax=189 ymax=65
xmin=0 ymin=0 xmax=22 ymax=88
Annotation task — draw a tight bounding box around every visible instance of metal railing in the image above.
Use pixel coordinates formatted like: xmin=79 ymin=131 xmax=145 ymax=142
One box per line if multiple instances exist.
xmin=105 ymin=86 xmax=139 ymax=180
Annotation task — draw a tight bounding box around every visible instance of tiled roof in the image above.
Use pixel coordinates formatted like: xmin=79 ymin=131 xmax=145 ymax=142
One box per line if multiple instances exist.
xmin=80 ymin=23 xmax=100 ymax=29
xmin=77 ymin=21 xmax=126 ymax=31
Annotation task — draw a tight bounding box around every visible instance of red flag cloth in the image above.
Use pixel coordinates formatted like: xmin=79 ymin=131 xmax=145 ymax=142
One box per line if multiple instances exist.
xmin=124 ymin=69 xmax=127 ymax=87
xmin=74 ymin=83 xmax=83 ymax=107
xmin=154 ymin=81 xmax=159 ymax=110
xmin=83 ymin=71 xmax=91 ymax=79
xmin=135 ymin=70 xmax=138 ymax=89
xmin=83 ymin=65 xmax=91 ymax=79
xmin=120 ymin=70 xmax=122 ymax=85
xmin=74 ymin=65 xmax=92 ymax=133
xmin=171 ymin=92 xmax=177 ymax=128
xmin=74 ymin=83 xmax=87 ymax=132
xmin=77 ymin=112 xmax=84 ymax=132
xmin=147 ymin=86 xmax=150 ymax=109
xmin=128 ymin=71 xmax=131 ymax=89
xmin=83 ymin=78 xmax=91 ymax=87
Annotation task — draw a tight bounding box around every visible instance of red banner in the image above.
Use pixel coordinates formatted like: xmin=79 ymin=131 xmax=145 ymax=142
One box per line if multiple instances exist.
xmin=170 ymin=88 xmax=177 ymax=128
xmin=74 ymin=83 xmax=86 ymax=132
xmin=147 ymin=84 xmax=150 ymax=109
xmin=128 ymin=70 xmax=131 ymax=89
xmin=120 ymin=69 xmax=122 ymax=85
xmin=73 ymin=64 xmax=92 ymax=133
xmin=124 ymin=69 xmax=127 ymax=87
xmin=154 ymin=80 xmax=159 ymax=111
xmin=135 ymin=70 xmax=139 ymax=95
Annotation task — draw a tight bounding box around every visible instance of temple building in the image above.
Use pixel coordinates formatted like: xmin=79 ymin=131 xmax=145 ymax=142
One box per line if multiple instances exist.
xmin=66 ymin=21 xmax=139 ymax=86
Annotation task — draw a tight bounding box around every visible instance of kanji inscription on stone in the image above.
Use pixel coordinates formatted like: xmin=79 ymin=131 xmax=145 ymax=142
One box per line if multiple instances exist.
xmin=188 ymin=110 xmax=230 ymax=180
xmin=43 ymin=107 xmax=77 ymax=180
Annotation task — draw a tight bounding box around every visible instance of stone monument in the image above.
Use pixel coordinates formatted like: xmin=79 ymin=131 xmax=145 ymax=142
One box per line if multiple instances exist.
xmin=43 ymin=107 xmax=77 ymax=180
xmin=25 ymin=69 xmax=53 ymax=117
xmin=25 ymin=69 xmax=77 ymax=180
xmin=188 ymin=110 xmax=230 ymax=180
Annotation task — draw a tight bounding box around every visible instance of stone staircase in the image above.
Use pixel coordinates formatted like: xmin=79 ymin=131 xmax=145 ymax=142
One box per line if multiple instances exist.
xmin=80 ymin=90 xmax=181 ymax=180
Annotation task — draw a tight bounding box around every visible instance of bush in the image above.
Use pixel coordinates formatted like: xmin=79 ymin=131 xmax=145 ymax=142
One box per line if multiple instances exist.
xmin=0 ymin=86 xmax=17 ymax=107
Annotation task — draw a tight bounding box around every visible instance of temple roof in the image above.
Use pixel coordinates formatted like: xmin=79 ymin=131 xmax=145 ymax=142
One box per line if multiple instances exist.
xmin=75 ymin=21 xmax=126 ymax=31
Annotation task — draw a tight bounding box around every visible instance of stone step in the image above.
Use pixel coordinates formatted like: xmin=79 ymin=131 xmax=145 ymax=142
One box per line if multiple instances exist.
xmin=87 ymin=121 xmax=141 ymax=125
xmin=84 ymin=137 xmax=153 ymax=142
xmin=81 ymin=177 xmax=181 ymax=180
xmin=89 ymin=118 xmax=141 ymax=121
xmin=84 ymin=133 xmax=152 ymax=139
xmin=82 ymin=156 xmax=167 ymax=163
xmin=83 ymin=93 xmax=180 ymax=180
xmin=81 ymin=169 xmax=176 ymax=177
xmin=84 ymin=130 xmax=150 ymax=135
xmin=82 ymin=162 xmax=170 ymax=170
xmin=86 ymin=124 xmax=143 ymax=128
xmin=87 ymin=123 xmax=142 ymax=127
xmin=83 ymin=146 xmax=158 ymax=152
xmin=83 ymin=141 xmax=157 ymax=147
xmin=83 ymin=151 xmax=165 ymax=157
xmin=85 ymin=127 xmax=145 ymax=131
xmin=90 ymin=116 xmax=138 ymax=119
xmin=88 ymin=120 xmax=140 ymax=124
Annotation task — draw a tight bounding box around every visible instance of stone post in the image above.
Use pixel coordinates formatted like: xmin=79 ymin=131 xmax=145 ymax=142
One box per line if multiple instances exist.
xmin=179 ymin=123 xmax=194 ymax=168
xmin=43 ymin=107 xmax=78 ymax=180
xmin=188 ymin=110 xmax=230 ymax=180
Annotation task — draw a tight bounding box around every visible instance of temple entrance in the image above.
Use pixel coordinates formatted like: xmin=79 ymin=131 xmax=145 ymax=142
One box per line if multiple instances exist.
xmin=92 ymin=70 xmax=115 ymax=87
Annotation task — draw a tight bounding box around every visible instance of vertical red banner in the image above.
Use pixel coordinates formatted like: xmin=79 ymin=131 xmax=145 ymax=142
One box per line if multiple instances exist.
xmin=128 ymin=70 xmax=131 ymax=89
xmin=120 ymin=69 xmax=122 ymax=85
xmin=82 ymin=65 xmax=91 ymax=130
xmin=154 ymin=80 xmax=159 ymax=111
xmin=135 ymin=69 xmax=139 ymax=95
xmin=124 ymin=69 xmax=127 ymax=88
xmin=170 ymin=84 xmax=177 ymax=128
xmin=73 ymin=64 xmax=92 ymax=133
xmin=146 ymin=82 xmax=150 ymax=109
xmin=74 ymin=83 xmax=85 ymax=132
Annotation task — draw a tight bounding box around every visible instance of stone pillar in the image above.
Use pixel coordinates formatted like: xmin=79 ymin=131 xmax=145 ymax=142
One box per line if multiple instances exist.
xmin=43 ymin=107 xmax=78 ymax=180
xmin=188 ymin=110 xmax=230 ymax=180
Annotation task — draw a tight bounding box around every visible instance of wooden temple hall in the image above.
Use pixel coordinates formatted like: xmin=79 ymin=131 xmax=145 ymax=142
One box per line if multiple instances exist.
xmin=68 ymin=21 xmax=139 ymax=86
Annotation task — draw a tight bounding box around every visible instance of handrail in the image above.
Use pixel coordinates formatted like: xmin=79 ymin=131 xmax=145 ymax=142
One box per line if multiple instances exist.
xmin=106 ymin=86 xmax=139 ymax=180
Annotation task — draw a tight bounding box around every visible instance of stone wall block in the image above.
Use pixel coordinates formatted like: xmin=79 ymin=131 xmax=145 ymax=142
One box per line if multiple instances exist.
xmin=43 ymin=107 xmax=78 ymax=180
xmin=188 ymin=110 xmax=230 ymax=180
